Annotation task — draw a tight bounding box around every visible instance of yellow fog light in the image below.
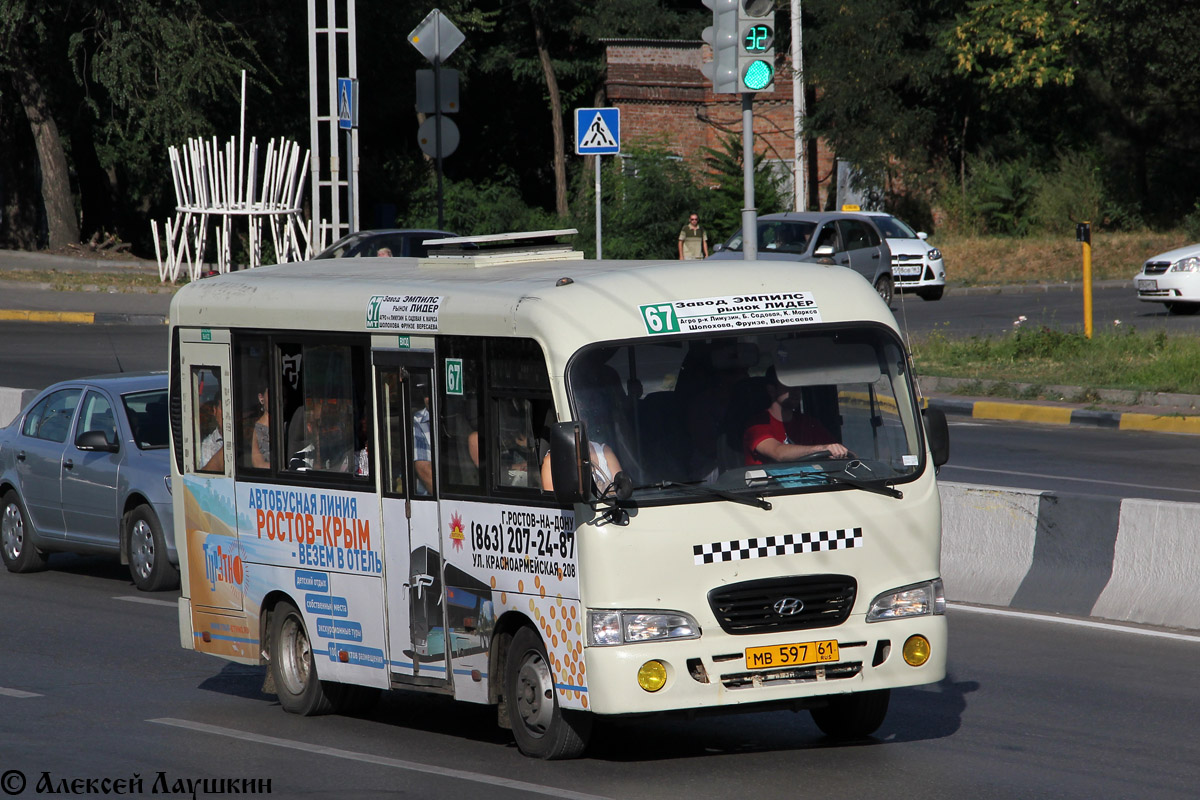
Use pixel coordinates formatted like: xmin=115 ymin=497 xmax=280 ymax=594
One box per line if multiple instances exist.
xmin=903 ymin=635 xmax=931 ymax=666
xmin=637 ymin=660 xmax=668 ymax=692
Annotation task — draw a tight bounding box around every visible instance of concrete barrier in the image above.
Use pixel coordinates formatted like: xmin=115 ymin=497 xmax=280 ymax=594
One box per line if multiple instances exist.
xmin=940 ymin=482 xmax=1200 ymax=631
xmin=0 ymin=386 xmax=35 ymax=429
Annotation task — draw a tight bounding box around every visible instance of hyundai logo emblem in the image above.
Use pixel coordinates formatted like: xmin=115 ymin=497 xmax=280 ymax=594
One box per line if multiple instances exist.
xmin=773 ymin=597 xmax=804 ymax=616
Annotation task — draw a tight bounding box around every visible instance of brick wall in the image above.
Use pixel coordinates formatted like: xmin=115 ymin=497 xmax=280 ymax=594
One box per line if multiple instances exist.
xmin=603 ymin=39 xmax=836 ymax=208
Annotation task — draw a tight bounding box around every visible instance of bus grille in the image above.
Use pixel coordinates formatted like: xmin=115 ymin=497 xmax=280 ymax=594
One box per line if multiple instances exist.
xmin=707 ymin=574 xmax=857 ymax=635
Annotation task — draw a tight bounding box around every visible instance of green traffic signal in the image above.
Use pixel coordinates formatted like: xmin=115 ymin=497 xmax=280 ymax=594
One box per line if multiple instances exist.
xmin=742 ymin=59 xmax=774 ymax=91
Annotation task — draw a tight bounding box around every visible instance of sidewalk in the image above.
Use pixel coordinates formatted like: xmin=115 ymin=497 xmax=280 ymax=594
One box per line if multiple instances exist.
xmin=0 ymin=248 xmax=174 ymax=324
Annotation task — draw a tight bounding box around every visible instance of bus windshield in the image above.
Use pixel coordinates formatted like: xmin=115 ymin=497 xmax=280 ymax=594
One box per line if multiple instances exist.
xmin=566 ymin=327 xmax=924 ymax=500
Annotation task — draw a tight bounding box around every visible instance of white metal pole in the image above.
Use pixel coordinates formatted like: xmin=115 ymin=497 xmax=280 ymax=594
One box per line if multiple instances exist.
xmin=791 ymin=0 xmax=806 ymax=211
xmin=742 ymin=93 xmax=757 ymax=260
xmin=595 ymin=155 xmax=602 ymax=259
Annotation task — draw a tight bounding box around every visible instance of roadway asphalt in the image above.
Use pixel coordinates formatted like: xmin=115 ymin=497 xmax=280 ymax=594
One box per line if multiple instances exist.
xmin=2 ymin=248 xmax=1199 ymax=434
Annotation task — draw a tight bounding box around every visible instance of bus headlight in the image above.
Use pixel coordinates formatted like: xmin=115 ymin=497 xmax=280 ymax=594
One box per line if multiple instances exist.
xmin=587 ymin=610 xmax=701 ymax=646
xmin=866 ymin=579 xmax=946 ymax=622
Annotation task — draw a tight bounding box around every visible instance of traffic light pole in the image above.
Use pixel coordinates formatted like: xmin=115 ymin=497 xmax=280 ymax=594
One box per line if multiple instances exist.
xmin=742 ymin=93 xmax=757 ymax=260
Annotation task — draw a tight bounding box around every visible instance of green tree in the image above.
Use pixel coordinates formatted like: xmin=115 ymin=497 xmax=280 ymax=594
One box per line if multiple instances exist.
xmin=699 ymin=134 xmax=787 ymax=242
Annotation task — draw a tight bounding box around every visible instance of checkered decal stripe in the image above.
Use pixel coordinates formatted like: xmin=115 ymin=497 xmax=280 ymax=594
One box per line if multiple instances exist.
xmin=693 ymin=528 xmax=863 ymax=565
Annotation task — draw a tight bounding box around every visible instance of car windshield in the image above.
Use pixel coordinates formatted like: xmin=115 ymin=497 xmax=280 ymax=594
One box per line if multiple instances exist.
xmin=871 ymin=215 xmax=919 ymax=239
xmin=566 ymin=327 xmax=925 ymax=503
xmin=722 ymin=220 xmax=817 ymax=254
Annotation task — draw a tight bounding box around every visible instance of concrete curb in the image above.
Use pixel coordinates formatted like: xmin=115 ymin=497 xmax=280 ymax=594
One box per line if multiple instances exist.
xmin=928 ymin=395 xmax=1200 ymax=435
xmin=0 ymin=309 xmax=168 ymax=325
xmin=0 ymin=387 xmax=37 ymax=429
xmin=940 ymin=482 xmax=1200 ymax=631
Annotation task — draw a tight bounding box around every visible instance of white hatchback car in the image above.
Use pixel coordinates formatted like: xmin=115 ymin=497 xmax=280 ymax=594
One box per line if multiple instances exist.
xmin=1134 ymin=243 xmax=1200 ymax=315
xmin=859 ymin=211 xmax=946 ymax=301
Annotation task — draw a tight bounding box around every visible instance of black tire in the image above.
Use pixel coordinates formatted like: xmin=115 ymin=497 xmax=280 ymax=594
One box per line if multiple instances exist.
xmin=918 ymin=285 xmax=944 ymax=301
xmin=506 ymin=626 xmax=592 ymax=759
xmin=126 ymin=505 xmax=179 ymax=592
xmin=810 ymin=689 xmax=890 ymax=740
xmin=874 ymin=275 xmax=894 ymax=307
xmin=1 ymin=489 xmax=48 ymax=573
xmin=1166 ymin=302 xmax=1200 ymax=316
xmin=269 ymin=600 xmax=333 ymax=716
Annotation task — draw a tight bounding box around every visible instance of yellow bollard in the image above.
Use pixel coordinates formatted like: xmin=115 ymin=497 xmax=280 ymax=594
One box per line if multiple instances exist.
xmin=1078 ymin=221 xmax=1093 ymax=339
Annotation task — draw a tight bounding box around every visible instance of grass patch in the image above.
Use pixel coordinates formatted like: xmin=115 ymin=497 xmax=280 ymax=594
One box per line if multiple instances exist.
xmin=936 ymin=230 xmax=1190 ymax=286
xmin=911 ymin=326 xmax=1200 ymax=395
xmin=0 ymin=270 xmax=179 ymax=293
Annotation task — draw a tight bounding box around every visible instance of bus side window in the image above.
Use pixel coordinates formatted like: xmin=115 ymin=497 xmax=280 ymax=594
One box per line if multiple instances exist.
xmin=439 ymin=337 xmax=484 ymax=494
xmin=379 ymin=367 xmax=405 ymax=495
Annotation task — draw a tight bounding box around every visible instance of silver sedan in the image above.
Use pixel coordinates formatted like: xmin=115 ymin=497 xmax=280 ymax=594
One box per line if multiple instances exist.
xmin=0 ymin=372 xmax=177 ymax=590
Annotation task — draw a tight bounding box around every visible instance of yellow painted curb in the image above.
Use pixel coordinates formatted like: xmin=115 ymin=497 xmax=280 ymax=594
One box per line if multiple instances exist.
xmin=972 ymin=401 xmax=1073 ymax=425
xmin=0 ymin=309 xmax=95 ymax=323
xmin=1118 ymin=413 xmax=1200 ymax=434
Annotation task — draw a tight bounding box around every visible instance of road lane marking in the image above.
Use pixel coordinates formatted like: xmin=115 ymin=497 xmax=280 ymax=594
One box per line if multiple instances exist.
xmin=941 ymin=464 xmax=1200 ymax=496
xmin=0 ymin=309 xmax=95 ymax=323
xmin=950 ymin=603 xmax=1200 ymax=644
xmin=149 ymin=718 xmax=612 ymax=800
xmin=114 ymin=596 xmax=177 ymax=608
xmin=0 ymin=688 xmax=42 ymax=698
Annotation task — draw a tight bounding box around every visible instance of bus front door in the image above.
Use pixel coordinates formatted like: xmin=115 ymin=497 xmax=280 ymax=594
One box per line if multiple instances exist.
xmin=375 ymin=356 xmax=450 ymax=689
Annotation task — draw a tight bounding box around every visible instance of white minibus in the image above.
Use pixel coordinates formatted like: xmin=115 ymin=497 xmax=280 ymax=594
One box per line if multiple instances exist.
xmin=169 ymin=233 xmax=950 ymax=759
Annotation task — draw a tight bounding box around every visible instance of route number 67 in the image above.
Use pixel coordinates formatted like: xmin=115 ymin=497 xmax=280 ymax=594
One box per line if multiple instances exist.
xmin=640 ymin=303 xmax=680 ymax=334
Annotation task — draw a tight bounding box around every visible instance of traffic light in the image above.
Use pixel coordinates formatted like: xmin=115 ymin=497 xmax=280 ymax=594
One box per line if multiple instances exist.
xmin=701 ymin=0 xmax=739 ymax=94
xmin=737 ymin=0 xmax=775 ymax=93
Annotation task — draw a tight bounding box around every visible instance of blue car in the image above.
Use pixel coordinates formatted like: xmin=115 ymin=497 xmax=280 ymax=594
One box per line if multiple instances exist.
xmin=0 ymin=372 xmax=178 ymax=591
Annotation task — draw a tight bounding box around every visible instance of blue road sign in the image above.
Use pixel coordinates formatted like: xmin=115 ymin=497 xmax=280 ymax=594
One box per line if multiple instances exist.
xmin=338 ymin=78 xmax=358 ymax=130
xmin=575 ymin=108 xmax=620 ymax=155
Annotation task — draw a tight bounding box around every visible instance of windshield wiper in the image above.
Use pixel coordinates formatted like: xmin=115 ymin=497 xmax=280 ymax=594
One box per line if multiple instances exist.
xmin=749 ymin=468 xmax=903 ymax=499
xmin=648 ymin=480 xmax=772 ymax=511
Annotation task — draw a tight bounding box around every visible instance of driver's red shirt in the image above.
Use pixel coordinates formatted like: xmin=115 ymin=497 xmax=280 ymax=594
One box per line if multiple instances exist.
xmin=743 ymin=411 xmax=835 ymax=465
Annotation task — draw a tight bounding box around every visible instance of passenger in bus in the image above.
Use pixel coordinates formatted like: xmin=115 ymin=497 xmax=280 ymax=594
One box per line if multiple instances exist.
xmin=198 ymin=398 xmax=225 ymax=472
xmin=744 ymin=366 xmax=849 ymax=464
xmin=251 ymin=381 xmax=270 ymax=468
xmin=412 ymin=375 xmax=434 ymax=494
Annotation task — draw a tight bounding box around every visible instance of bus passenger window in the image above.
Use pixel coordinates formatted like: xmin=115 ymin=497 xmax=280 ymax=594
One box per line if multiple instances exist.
xmin=235 ymin=336 xmax=270 ymax=472
xmin=439 ymin=337 xmax=484 ymax=493
xmin=380 ymin=367 xmax=405 ymax=494
xmin=192 ymin=367 xmax=224 ymax=473
xmin=410 ymin=370 xmax=435 ymax=496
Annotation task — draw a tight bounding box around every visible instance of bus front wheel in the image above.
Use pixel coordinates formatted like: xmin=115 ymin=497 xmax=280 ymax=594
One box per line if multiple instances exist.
xmin=810 ymin=689 xmax=890 ymax=740
xmin=269 ymin=600 xmax=333 ymax=716
xmin=505 ymin=626 xmax=591 ymax=759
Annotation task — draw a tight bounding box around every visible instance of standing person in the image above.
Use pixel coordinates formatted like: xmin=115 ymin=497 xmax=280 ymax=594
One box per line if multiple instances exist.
xmin=678 ymin=213 xmax=709 ymax=260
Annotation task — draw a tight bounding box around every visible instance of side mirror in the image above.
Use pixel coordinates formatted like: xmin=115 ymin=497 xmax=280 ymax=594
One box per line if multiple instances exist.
xmin=712 ymin=242 xmax=725 ymax=253
xmin=917 ymin=231 xmax=929 ymax=240
xmin=922 ymin=407 xmax=950 ymax=467
xmin=76 ymin=429 xmax=119 ymax=453
xmin=549 ymin=421 xmax=591 ymax=505
xmin=814 ymin=245 xmax=835 ymax=258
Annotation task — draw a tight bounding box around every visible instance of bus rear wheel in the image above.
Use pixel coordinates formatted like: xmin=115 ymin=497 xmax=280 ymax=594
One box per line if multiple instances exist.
xmin=505 ymin=626 xmax=591 ymax=759
xmin=269 ymin=600 xmax=333 ymax=716
xmin=810 ymin=689 xmax=890 ymax=740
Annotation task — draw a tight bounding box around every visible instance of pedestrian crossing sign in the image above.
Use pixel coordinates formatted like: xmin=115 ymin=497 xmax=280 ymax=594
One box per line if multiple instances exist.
xmin=575 ymin=108 xmax=620 ymax=155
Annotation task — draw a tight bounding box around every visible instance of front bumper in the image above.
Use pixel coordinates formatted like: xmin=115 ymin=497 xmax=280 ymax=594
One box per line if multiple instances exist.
xmin=1135 ymin=270 xmax=1200 ymax=303
xmin=892 ymin=257 xmax=946 ymax=291
xmin=581 ymin=613 xmax=947 ymax=716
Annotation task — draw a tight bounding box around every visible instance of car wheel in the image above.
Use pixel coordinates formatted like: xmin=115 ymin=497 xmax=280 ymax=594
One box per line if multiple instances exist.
xmin=269 ymin=600 xmax=334 ymax=716
xmin=1165 ymin=302 xmax=1200 ymax=316
xmin=506 ymin=626 xmax=592 ymax=759
xmin=875 ymin=275 xmax=894 ymax=307
xmin=126 ymin=505 xmax=179 ymax=592
xmin=918 ymin=286 xmax=944 ymax=301
xmin=1 ymin=489 xmax=48 ymax=573
xmin=810 ymin=689 xmax=890 ymax=740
